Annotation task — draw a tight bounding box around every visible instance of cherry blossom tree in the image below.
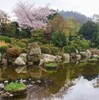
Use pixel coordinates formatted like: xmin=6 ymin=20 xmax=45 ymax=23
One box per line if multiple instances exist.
xmin=14 ymin=2 xmax=55 ymax=30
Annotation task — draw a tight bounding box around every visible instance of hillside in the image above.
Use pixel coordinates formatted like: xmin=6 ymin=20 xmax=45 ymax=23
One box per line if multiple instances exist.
xmin=59 ymin=11 xmax=91 ymax=24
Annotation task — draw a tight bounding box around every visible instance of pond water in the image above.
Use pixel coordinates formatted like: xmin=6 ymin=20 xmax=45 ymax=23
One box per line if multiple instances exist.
xmin=1 ymin=61 xmax=99 ymax=100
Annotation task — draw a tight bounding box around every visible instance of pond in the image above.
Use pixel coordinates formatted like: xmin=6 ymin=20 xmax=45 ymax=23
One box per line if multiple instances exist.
xmin=1 ymin=61 xmax=99 ymax=100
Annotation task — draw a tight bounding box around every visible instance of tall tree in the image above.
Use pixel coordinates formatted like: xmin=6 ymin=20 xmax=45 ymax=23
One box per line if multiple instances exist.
xmin=79 ymin=21 xmax=98 ymax=42
xmin=14 ymin=2 xmax=55 ymax=36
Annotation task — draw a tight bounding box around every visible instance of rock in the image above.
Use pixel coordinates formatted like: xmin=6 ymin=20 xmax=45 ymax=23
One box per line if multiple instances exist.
xmin=63 ymin=53 xmax=70 ymax=63
xmin=76 ymin=54 xmax=81 ymax=60
xmin=1 ymin=59 xmax=7 ymax=66
xmin=80 ymin=52 xmax=88 ymax=58
xmin=39 ymin=54 xmax=62 ymax=66
xmin=37 ymin=80 xmax=41 ymax=83
xmin=4 ymin=80 xmax=8 ymax=83
xmin=86 ymin=49 xmax=92 ymax=58
xmin=9 ymin=94 xmax=13 ymax=97
xmin=29 ymin=78 xmax=31 ymax=81
xmin=56 ymin=55 xmax=62 ymax=62
xmin=0 ymin=83 xmax=4 ymax=89
xmin=19 ymin=53 xmax=27 ymax=62
xmin=80 ymin=50 xmax=92 ymax=59
xmin=20 ymin=79 xmax=27 ymax=83
xmin=31 ymin=81 xmax=35 ymax=84
xmin=28 ymin=84 xmax=33 ymax=87
xmin=27 ymin=62 xmax=33 ymax=66
xmin=3 ymin=92 xmax=11 ymax=97
xmin=92 ymin=54 xmax=98 ymax=58
xmin=15 ymin=66 xmax=27 ymax=74
xmin=27 ymin=42 xmax=41 ymax=63
xmin=39 ymin=59 xmax=45 ymax=66
xmin=15 ymin=57 xmax=26 ymax=66
xmin=71 ymin=53 xmax=76 ymax=58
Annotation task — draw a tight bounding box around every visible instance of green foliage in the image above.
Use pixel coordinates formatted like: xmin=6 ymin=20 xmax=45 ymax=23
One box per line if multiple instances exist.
xmin=67 ymin=35 xmax=90 ymax=51
xmin=28 ymin=38 xmax=35 ymax=43
xmin=4 ymin=82 xmax=26 ymax=91
xmin=51 ymin=32 xmax=67 ymax=48
xmin=0 ymin=46 xmax=8 ymax=54
xmin=41 ymin=46 xmax=51 ymax=54
xmin=50 ymin=47 xmax=58 ymax=55
xmin=64 ymin=46 xmax=76 ymax=53
xmin=0 ymin=22 xmax=16 ymax=37
xmin=19 ymin=30 xmax=29 ymax=38
xmin=79 ymin=21 xmax=98 ymax=42
xmin=76 ymin=40 xmax=89 ymax=50
xmin=10 ymin=38 xmax=27 ymax=50
xmin=0 ymin=36 xmax=11 ymax=43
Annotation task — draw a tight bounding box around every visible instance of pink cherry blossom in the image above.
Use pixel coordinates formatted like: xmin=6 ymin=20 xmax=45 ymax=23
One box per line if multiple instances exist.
xmin=14 ymin=2 xmax=55 ymax=30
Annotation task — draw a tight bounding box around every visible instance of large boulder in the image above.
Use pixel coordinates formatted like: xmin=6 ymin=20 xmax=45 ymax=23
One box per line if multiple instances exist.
xmin=76 ymin=54 xmax=81 ymax=60
xmin=63 ymin=53 xmax=70 ymax=63
xmin=1 ymin=59 xmax=7 ymax=66
xmin=86 ymin=49 xmax=92 ymax=58
xmin=80 ymin=52 xmax=88 ymax=58
xmin=39 ymin=54 xmax=62 ymax=66
xmin=15 ymin=57 xmax=26 ymax=66
xmin=19 ymin=53 xmax=27 ymax=62
xmin=27 ymin=42 xmax=41 ymax=63
xmin=42 ymin=54 xmax=62 ymax=62
xmin=80 ymin=50 xmax=91 ymax=59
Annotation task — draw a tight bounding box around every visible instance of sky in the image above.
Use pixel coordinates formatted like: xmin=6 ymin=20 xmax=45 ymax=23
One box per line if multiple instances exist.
xmin=0 ymin=0 xmax=99 ymax=19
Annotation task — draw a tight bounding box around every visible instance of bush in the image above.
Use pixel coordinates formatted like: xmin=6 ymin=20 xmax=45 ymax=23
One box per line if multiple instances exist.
xmin=7 ymin=47 xmax=22 ymax=58
xmin=28 ymin=38 xmax=35 ymax=43
xmin=0 ymin=46 xmax=8 ymax=54
xmin=50 ymin=47 xmax=58 ymax=55
xmin=4 ymin=82 xmax=26 ymax=91
xmin=64 ymin=46 xmax=76 ymax=53
xmin=77 ymin=40 xmax=89 ymax=51
xmin=51 ymin=32 xmax=67 ymax=48
xmin=16 ymin=41 xmax=26 ymax=49
xmin=41 ymin=46 xmax=51 ymax=54
xmin=0 ymin=36 xmax=11 ymax=43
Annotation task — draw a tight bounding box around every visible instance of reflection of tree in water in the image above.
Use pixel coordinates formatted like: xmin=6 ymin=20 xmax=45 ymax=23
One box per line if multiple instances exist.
xmin=53 ymin=80 xmax=75 ymax=99
xmin=46 ymin=62 xmax=99 ymax=99
xmin=93 ymin=77 xmax=99 ymax=88
xmin=47 ymin=64 xmax=75 ymax=99
xmin=26 ymin=81 xmax=75 ymax=100
xmin=26 ymin=85 xmax=52 ymax=100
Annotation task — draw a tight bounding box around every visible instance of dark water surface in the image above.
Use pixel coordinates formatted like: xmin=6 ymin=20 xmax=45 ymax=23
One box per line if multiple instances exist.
xmin=1 ymin=61 xmax=99 ymax=100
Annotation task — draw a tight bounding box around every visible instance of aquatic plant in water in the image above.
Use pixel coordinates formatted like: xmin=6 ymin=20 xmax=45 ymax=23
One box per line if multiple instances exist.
xmin=4 ymin=82 xmax=26 ymax=91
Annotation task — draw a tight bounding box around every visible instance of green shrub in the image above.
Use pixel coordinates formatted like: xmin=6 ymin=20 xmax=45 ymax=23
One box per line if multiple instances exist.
xmin=64 ymin=46 xmax=76 ymax=53
xmin=0 ymin=36 xmax=11 ymax=43
xmin=4 ymin=82 xmax=26 ymax=91
xmin=0 ymin=46 xmax=8 ymax=54
xmin=28 ymin=38 xmax=35 ymax=43
xmin=17 ymin=41 xmax=26 ymax=49
xmin=50 ymin=47 xmax=58 ymax=55
xmin=77 ymin=40 xmax=89 ymax=51
xmin=20 ymin=39 xmax=28 ymax=44
xmin=41 ymin=46 xmax=51 ymax=54
xmin=51 ymin=32 xmax=67 ymax=48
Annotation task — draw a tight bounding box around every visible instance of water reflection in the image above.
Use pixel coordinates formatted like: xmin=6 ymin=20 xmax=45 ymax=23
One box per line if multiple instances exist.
xmin=58 ymin=76 xmax=99 ymax=100
xmin=1 ymin=61 xmax=99 ymax=100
